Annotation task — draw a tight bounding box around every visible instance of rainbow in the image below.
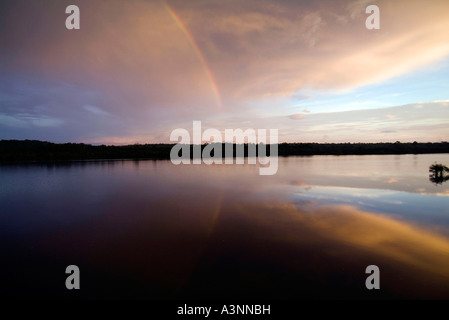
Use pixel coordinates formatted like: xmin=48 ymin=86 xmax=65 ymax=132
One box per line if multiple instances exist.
xmin=161 ymin=0 xmax=222 ymax=111
xmin=173 ymin=190 xmax=225 ymax=294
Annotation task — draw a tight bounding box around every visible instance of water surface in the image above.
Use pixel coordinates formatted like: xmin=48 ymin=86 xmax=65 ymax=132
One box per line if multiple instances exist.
xmin=1 ymin=154 xmax=449 ymax=299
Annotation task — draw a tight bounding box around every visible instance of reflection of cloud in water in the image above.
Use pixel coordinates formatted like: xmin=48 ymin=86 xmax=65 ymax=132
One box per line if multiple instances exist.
xmin=241 ymin=200 xmax=449 ymax=297
xmin=416 ymin=188 xmax=449 ymax=197
xmin=302 ymin=204 xmax=449 ymax=278
xmin=290 ymin=186 xmax=430 ymax=221
xmin=281 ymin=154 xmax=449 ymax=196
xmin=380 ymin=199 xmax=403 ymax=205
xmin=291 ymin=180 xmax=312 ymax=191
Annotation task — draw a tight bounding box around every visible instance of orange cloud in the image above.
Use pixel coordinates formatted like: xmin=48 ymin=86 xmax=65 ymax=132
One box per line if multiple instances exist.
xmin=4 ymin=0 xmax=449 ymax=108
xmin=2 ymin=0 xmax=449 ymax=143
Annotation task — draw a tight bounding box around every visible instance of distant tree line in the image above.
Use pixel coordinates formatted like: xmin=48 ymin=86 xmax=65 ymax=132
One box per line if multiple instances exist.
xmin=277 ymin=141 xmax=449 ymax=156
xmin=0 ymin=140 xmax=448 ymax=163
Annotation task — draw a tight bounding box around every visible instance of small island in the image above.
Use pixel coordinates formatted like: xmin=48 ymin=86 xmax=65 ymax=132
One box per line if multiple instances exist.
xmin=429 ymin=163 xmax=449 ymax=185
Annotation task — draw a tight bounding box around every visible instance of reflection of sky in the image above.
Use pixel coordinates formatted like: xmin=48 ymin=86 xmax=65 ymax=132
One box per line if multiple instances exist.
xmin=290 ymin=185 xmax=449 ymax=229
xmin=2 ymin=155 xmax=449 ymax=298
xmin=279 ymin=154 xmax=449 ymax=195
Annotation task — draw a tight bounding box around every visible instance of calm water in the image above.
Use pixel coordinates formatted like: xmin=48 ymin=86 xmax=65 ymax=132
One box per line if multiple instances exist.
xmin=1 ymin=154 xmax=449 ymax=299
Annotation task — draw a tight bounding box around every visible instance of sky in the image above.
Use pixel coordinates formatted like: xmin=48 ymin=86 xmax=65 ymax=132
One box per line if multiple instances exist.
xmin=1 ymin=0 xmax=448 ymax=144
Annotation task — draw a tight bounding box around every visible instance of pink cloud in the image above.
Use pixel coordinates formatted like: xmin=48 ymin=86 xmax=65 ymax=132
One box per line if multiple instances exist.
xmin=5 ymin=0 xmax=449 ymax=108
xmin=2 ymin=0 xmax=449 ymax=143
xmin=289 ymin=114 xmax=306 ymax=120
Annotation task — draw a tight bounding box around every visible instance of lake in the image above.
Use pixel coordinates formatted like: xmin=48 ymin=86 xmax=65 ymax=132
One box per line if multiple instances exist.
xmin=1 ymin=154 xmax=449 ymax=299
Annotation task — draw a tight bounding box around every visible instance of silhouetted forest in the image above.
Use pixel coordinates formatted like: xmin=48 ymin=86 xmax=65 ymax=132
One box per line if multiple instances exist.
xmin=1 ymin=140 xmax=448 ymax=163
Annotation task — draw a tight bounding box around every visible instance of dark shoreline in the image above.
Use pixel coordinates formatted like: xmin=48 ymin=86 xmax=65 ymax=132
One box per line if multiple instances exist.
xmin=1 ymin=139 xmax=448 ymax=163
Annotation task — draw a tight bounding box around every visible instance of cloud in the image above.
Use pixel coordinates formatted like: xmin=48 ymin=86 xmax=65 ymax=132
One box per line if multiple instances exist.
xmin=3 ymin=0 xmax=449 ymax=104
xmin=84 ymin=105 xmax=110 ymax=116
xmin=31 ymin=117 xmax=64 ymax=127
xmin=0 ymin=114 xmax=27 ymax=128
xmin=292 ymin=93 xmax=312 ymax=101
xmin=1 ymin=0 xmax=449 ymax=143
xmin=289 ymin=114 xmax=306 ymax=120
xmin=380 ymin=130 xmax=396 ymax=133
xmin=347 ymin=0 xmax=375 ymax=20
xmin=299 ymin=12 xmax=325 ymax=48
xmin=0 ymin=113 xmax=64 ymax=128
xmin=253 ymin=101 xmax=449 ymax=143
xmin=434 ymin=100 xmax=449 ymax=107
xmin=192 ymin=0 xmax=449 ymax=99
